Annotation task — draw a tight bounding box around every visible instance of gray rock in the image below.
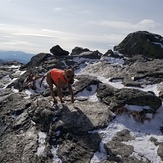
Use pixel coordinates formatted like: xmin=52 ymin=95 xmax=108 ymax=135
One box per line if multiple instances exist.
xmin=97 ymin=83 xmax=162 ymax=111
xmin=158 ymin=143 xmax=163 ymax=161
xmin=105 ymin=141 xmax=134 ymax=161
xmin=72 ymin=49 xmax=102 ymax=59
xmin=0 ymin=127 xmax=38 ymax=163
xmin=73 ymin=74 xmax=101 ymax=94
xmin=50 ymin=45 xmax=69 ymax=56
xmin=71 ymin=46 xmax=90 ymax=55
xmin=52 ymin=101 xmax=113 ymax=163
xmin=104 ymin=140 xmax=150 ymax=163
xmin=112 ymin=129 xmax=135 ymax=142
xmin=114 ymin=31 xmax=163 ymax=59
xmin=21 ymin=53 xmax=52 ymax=69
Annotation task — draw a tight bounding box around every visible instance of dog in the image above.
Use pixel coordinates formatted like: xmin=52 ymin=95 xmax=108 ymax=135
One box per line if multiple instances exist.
xmin=40 ymin=67 xmax=75 ymax=103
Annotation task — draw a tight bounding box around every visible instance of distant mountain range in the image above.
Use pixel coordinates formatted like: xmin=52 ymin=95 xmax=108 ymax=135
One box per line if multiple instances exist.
xmin=0 ymin=50 xmax=34 ymax=63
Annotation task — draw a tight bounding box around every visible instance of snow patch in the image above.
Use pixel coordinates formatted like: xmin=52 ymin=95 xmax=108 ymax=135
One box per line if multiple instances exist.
xmin=90 ymin=106 xmax=163 ymax=162
xmin=36 ymin=131 xmax=47 ymax=156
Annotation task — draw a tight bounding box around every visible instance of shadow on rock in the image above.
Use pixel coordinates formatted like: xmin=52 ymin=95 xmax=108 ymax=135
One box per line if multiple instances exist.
xmin=48 ymin=101 xmax=113 ymax=163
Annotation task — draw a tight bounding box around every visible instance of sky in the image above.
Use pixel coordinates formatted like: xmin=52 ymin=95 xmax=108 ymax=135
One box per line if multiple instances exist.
xmin=0 ymin=0 xmax=163 ymax=54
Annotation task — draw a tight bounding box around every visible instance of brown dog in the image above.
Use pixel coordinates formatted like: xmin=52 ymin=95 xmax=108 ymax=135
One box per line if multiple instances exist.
xmin=40 ymin=67 xmax=75 ymax=103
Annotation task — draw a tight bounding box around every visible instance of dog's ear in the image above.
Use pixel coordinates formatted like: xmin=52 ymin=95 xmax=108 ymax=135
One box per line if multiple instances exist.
xmin=64 ymin=69 xmax=67 ymax=73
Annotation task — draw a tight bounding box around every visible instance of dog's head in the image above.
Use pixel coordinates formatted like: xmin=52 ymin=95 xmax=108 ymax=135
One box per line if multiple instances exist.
xmin=64 ymin=67 xmax=75 ymax=84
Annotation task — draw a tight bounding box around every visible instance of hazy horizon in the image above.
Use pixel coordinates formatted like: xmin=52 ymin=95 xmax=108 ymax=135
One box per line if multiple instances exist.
xmin=0 ymin=0 xmax=163 ymax=54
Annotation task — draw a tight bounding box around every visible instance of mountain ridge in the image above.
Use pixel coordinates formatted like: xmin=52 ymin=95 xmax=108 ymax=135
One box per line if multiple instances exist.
xmin=0 ymin=50 xmax=34 ymax=63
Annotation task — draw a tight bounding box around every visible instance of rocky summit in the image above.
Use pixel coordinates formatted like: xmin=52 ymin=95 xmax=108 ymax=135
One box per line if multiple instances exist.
xmin=0 ymin=31 xmax=163 ymax=163
xmin=114 ymin=31 xmax=163 ymax=59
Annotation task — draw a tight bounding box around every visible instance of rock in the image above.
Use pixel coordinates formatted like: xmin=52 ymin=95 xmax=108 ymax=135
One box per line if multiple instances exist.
xmin=21 ymin=53 xmax=52 ymax=69
xmin=105 ymin=141 xmax=135 ymax=162
xmin=103 ymin=49 xmax=123 ymax=58
xmin=97 ymin=83 xmax=162 ymax=111
xmin=42 ymin=58 xmax=66 ymax=70
xmin=57 ymin=133 xmax=100 ymax=163
xmin=114 ymin=31 xmax=163 ymax=59
xmin=103 ymin=49 xmax=114 ymax=56
xmin=51 ymin=101 xmax=114 ymax=163
xmin=71 ymin=46 xmax=90 ymax=55
xmin=0 ymin=127 xmax=38 ymax=163
xmin=157 ymin=83 xmax=163 ymax=101
xmin=73 ymin=74 xmax=101 ymax=94
xmin=50 ymin=45 xmax=69 ymax=56
xmin=0 ymin=61 xmax=22 ymax=88
xmin=124 ymin=58 xmax=163 ymax=85
xmin=71 ymin=47 xmax=102 ymax=59
xmin=0 ymin=61 xmax=23 ymax=66
xmin=158 ymin=143 xmax=163 ymax=161
xmin=0 ymin=93 xmax=38 ymax=163
xmin=53 ymin=101 xmax=113 ymax=133
xmin=104 ymin=129 xmax=149 ymax=163
xmin=112 ymin=129 xmax=135 ymax=142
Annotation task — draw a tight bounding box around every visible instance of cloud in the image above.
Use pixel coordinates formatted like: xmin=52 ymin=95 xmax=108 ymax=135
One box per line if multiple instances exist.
xmin=84 ymin=19 xmax=161 ymax=32
xmin=0 ymin=18 xmax=162 ymax=54
xmin=53 ymin=7 xmax=62 ymax=12
xmin=137 ymin=19 xmax=160 ymax=29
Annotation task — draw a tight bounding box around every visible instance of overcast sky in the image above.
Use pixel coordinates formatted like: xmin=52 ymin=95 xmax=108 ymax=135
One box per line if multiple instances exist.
xmin=0 ymin=0 xmax=163 ymax=54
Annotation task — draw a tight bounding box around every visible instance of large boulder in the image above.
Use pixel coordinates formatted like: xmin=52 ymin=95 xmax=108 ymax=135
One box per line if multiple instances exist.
xmin=50 ymin=45 xmax=69 ymax=56
xmin=114 ymin=31 xmax=163 ymax=59
xmin=71 ymin=47 xmax=90 ymax=55
xmin=97 ymin=83 xmax=162 ymax=111
xmin=73 ymin=75 xmax=101 ymax=95
xmin=71 ymin=47 xmax=102 ymax=59
xmin=52 ymin=101 xmax=114 ymax=163
xmin=20 ymin=53 xmax=52 ymax=69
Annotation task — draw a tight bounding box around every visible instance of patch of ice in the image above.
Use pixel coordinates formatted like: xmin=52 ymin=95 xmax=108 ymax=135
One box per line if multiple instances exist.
xmin=51 ymin=145 xmax=62 ymax=163
xmin=73 ymin=56 xmax=99 ymax=63
xmin=75 ymin=63 xmax=87 ymax=74
xmin=100 ymin=56 xmax=124 ymax=65
xmin=153 ymin=41 xmax=163 ymax=48
xmin=36 ymin=146 xmax=45 ymax=156
xmin=3 ymin=77 xmax=18 ymax=89
xmin=76 ymin=85 xmax=99 ymax=102
xmin=11 ymin=87 xmax=19 ymax=93
xmin=36 ymin=131 xmax=47 ymax=156
xmin=125 ymin=104 xmax=151 ymax=112
xmin=98 ymin=76 xmax=124 ymax=89
xmin=9 ymin=65 xmax=21 ymax=68
xmin=140 ymin=84 xmax=160 ymax=96
xmin=25 ymin=89 xmax=35 ymax=96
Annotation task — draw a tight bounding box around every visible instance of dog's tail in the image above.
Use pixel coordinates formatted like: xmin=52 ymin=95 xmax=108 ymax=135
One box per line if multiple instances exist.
xmin=40 ymin=75 xmax=46 ymax=87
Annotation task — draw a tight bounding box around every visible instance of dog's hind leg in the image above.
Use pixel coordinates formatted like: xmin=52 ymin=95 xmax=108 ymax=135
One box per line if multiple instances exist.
xmin=46 ymin=73 xmax=58 ymax=103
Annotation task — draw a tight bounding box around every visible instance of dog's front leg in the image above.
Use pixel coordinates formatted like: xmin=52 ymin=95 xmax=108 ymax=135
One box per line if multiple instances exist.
xmin=49 ymin=83 xmax=57 ymax=103
xmin=57 ymin=80 xmax=64 ymax=103
xmin=57 ymin=87 xmax=64 ymax=103
xmin=68 ymin=84 xmax=74 ymax=103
